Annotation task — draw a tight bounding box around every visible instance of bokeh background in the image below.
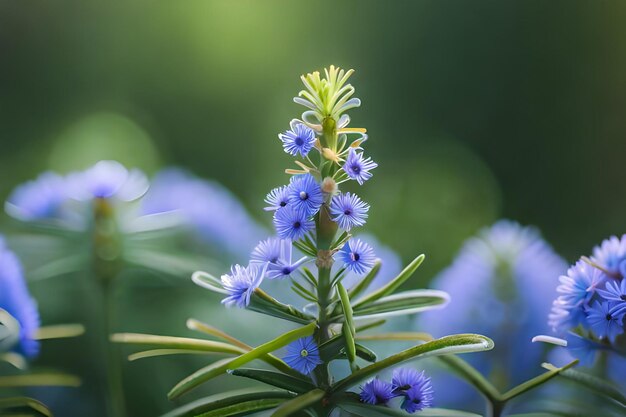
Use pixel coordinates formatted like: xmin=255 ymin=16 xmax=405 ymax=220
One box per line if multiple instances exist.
xmin=1 ymin=1 xmax=625 ymax=416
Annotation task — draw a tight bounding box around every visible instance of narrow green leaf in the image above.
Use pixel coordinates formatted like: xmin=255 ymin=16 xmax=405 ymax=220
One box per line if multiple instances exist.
xmin=438 ymin=355 xmax=501 ymax=402
xmin=356 ymin=332 xmax=432 ymax=342
xmin=34 ymin=324 xmax=85 ymax=340
xmin=330 ymin=334 xmax=493 ymax=394
xmin=337 ymin=282 xmax=357 ymax=371
xmin=271 ymin=388 xmax=326 ymax=417
xmin=0 ymin=373 xmax=81 ymax=387
xmin=161 ymin=388 xmax=295 ymax=417
xmin=293 ymin=240 xmax=317 ymax=257
xmin=500 ymin=360 xmax=579 ymax=401
xmin=354 ymin=320 xmax=386 ymax=333
xmin=249 ymin=289 xmax=316 ymax=324
xmin=127 ymin=349 xmax=217 ymax=361
xmin=350 ymin=290 xmax=449 ymax=319
xmin=348 ymin=260 xmax=381 ymax=299
xmin=0 ymin=396 xmax=52 ymax=417
xmin=110 ymin=333 xmax=247 ymax=355
xmin=355 ymin=343 xmax=377 ymax=362
xmin=301 ymin=267 xmax=318 ymax=286
xmin=542 ymin=362 xmax=626 ymax=407
xmin=331 ymin=230 xmax=351 ymax=251
xmin=168 ymin=322 xmax=317 ymax=399
xmin=353 ymin=254 xmax=425 ymax=308
xmin=230 ymin=368 xmax=315 ymax=394
xmin=192 ymin=271 xmax=227 ymax=294
xmin=338 ymin=403 xmax=482 ymax=417
xmin=0 ymin=309 xmax=20 ymax=353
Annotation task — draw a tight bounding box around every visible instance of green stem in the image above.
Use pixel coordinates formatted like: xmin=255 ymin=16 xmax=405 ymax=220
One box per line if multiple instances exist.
xmin=486 ymin=401 xmax=505 ymax=417
xmin=93 ymin=198 xmax=126 ymax=417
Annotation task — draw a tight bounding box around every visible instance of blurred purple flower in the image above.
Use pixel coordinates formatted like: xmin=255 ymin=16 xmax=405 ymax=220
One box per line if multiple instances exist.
xmin=0 ymin=236 xmax=40 ymax=358
xmin=141 ymin=168 xmax=266 ymax=258
xmin=67 ymin=160 xmax=148 ymax=202
xmin=419 ymin=220 xmax=567 ymax=406
xmin=5 ymin=172 xmax=68 ymax=222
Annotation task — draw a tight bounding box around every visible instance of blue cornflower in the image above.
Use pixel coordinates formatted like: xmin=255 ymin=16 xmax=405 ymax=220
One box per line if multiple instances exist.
xmin=549 ymin=261 xmax=604 ymax=333
xmin=330 ymin=192 xmax=369 ymax=231
xmin=278 ymin=120 xmax=316 ymax=157
xmin=338 ymin=239 xmax=376 ymax=274
xmin=585 ymin=301 xmax=625 ymax=343
xmin=287 ymin=174 xmax=323 ymax=217
xmin=273 ymin=206 xmax=315 ymax=241
xmin=565 ymin=333 xmax=603 ymax=367
xmin=264 ymin=185 xmax=290 ymax=211
xmin=392 ymin=368 xmax=427 ymax=395
xmin=220 ymin=264 xmax=266 ymax=308
xmin=360 ymin=379 xmax=395 ymax=405
xmin=250 ymin=237 xmax=283 ymax=265
xmin=5 ymin=172 xmax=68 ymax=222
xmin=0 ymin=237 xmax=40 ymax=358
xmin=401 ymin=377 xmax=434 ymax=414
xmin=67 ymin=160 xmax=149 ymax=202
xmin=343 ymin=148 xmax=378 ymax=185
xmin=597 ymin=278 xmax=626 ymax=303
xmin=592 ymin=235 xmax=626 ymax=277
xmin=283 ymin=336 xmax=322 ymax=375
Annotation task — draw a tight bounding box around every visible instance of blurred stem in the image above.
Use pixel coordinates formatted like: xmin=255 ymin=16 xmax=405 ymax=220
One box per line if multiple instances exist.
xmin=93 ymin=198 xmax=126 ymax=417
xmin=486 ymin=401 xmax=504 ymax=417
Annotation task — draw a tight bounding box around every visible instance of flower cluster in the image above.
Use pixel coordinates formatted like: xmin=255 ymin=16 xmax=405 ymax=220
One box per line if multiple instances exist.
xmin=360 ymin=368 xmax=434 ymax=414
xmin=0 ymin=236 xmax=40 ymax=359
xmin=547 ymin=235 xmax=626 ymax=364
xmin=220 ymin=65 xmax=379 ymax=309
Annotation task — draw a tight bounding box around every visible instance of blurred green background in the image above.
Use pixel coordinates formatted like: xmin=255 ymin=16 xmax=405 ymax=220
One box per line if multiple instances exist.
xmin=1 ymin=1 xmax=625 ymax=415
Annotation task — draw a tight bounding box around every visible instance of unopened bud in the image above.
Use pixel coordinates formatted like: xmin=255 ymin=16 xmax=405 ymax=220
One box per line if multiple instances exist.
xmin=321 ymin=177 xmax=337 ymax=195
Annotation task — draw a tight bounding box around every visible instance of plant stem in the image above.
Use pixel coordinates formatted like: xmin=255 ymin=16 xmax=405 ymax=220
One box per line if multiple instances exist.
xmin=486 ymin=400 xmax=505 ymax=417
xmin=93 ymin=198 xmax=126 ymax=417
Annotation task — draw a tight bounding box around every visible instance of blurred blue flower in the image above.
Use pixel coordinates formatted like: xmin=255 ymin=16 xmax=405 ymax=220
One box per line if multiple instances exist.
xmin=283 ymin=336 xmax=321 ymax=375
xmin=419 ymin=220 xmax=567 ymax=407
xmin=330 ymin=192 xmax=369 ymax=231
xmin=287 ymin=174 xmax=323 ymax=217
xmin=67 ymin=160 xmax=148 ymax=202
xmin=273 ymin=206 xmax=314 ymax=241
xmin=220 ymin=264 xmax=265 ymax=308
xmin=142 ymin=168 xmax=266 ymax=258
xmin=278 ymin=120 xmax=316 ymax=157
xmin=401 ymin=374 xmax=434 ymax=414
xmin=338 ymin=238 xmax=376 ymax=274
xmin=264 ymin=186 xmax=289 ymax=212
xmin=585 ymin=301 xmax=624 ymax=343
xmin=591 ymin=235 xmax=626 ymax=277
xmin=0 ymin=237 xmax=40 ymax=358
xmin=360 ymin=378 xmax=395 ymax=405
xmin=5 ymin=172 xmax=68 ymax=222
xmin=250 ymin=237 xmax=282 ymax=265
xmin=564 ymin=333 xmax=603 ymax=367
xmin=343 ymin=148 xmax=377 ymax=185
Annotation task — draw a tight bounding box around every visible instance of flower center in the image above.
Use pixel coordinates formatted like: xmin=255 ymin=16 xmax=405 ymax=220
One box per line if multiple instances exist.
xmin=299 ymin=191 xmax=309 ymax=200
xmin=280 ymin=200 xmax=287 ymax=207
xmin=606 ymin=313 xmax=613 ymax=321
xmin=293 ymin=221 xmax=301 ymax=229
xmin=300 ymin=349 xmax=308 ymax=357
xmin=282 ymin=266 xmax=292 ymax=275
xmin=344 ymin=209 xmax=352 ymax=215
xmin=621 ymin=294 xmax=626 ymax=301
xmin=351 ymin=164 xmax=361 ymax=174
xmin=295 ymin=136 xmax=304 ymax=146
xmin=351 ymin=253 xmax=360 ymax=262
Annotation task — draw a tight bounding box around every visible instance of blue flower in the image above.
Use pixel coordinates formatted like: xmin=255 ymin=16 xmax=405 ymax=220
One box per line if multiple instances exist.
xmin=338 ymin=239 xmax=376 ymax=274
xmin=273 ymin=206 xmax=314 ymax=241
xmin=343 ymin=148 xmax=378 ymax=185
xmin=67 ymin=160 xmax=148 ymax=202
xmin=142 ymin=169 xmax=266 ymax=259
xmin=250 ymin=237 xmax=283 ymax=265
xmin=287 ymin=174 xmax=323 ymax=217
xmin=592 ymin=235 xmax=626 ymax=277
xmin=283 ymin=336 xmax=322 ymax=375
xmin=264 ymin=186 xmax=290 ymax=211
xmin=401 ymin=376 xmax=434 ymax=414
xmin=330 ymin=192 xmax=369 ymax=231
xmin=5 ymin=172 xmax=68 ymax=222
xmin=278 ymin=121 xmax=316 ymax=157
xmin=220 ymin=264 xmax=266 ymax=308
xmin=597 ymin=278 xmax=626 ymax=303
xmin=585 ymin=301 xmax=625 ymax=343
xmin=360 ymin=378 xmax=395 ymax=405
xmin=391 ymin=368 xmax=426 ymax=395
xmin=419 ymin=220 xmax=567 ymax=408
xmin=549 ymin=260 xmax=605 ymax=333
xmin=0 ymin=237 xmax=40 ymax=358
